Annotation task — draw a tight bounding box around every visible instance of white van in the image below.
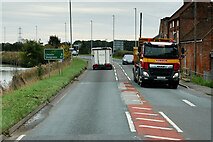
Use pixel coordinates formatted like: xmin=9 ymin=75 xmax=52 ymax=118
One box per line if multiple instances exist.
xmin=91 ymin=47 xmax=112 ymax=70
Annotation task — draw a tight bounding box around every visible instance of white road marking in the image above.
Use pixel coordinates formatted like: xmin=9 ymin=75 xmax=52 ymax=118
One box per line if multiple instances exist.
xmin=115 ymin=73 xmax=117 ymax=76
xmin=125 ymin=111 xmax=136 ymax=132
xmin=118 ymin=64 xmax=131 ymax=81
xmin=56 ymin=93 xmax=67 ymax=104
xmin=134 ymin=112 xmax=159 ymax=116
xmin=159 ymin=111 xmax=183 ymax=133
xmin=139 ymin=125 xmax=173 ymax=130
xmin=115 ymin=76 xmax=118 ymax=81
xmin=16 ymin=135 xmax=26 ymax=141
xmin=132 ymin=107 xmax=152 ymax=110
xmin=182 ymin=99 xmax=196 ymax=107
xmin=144 ymin=135 xmax=181 ymax=141
xmin=136 ymin=118 xmax=165 ymax=122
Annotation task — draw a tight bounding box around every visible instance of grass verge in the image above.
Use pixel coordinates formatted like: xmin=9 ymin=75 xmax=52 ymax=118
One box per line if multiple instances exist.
xmin=191 ymin=75 xmax=213 ymax=88
xmin=1 ymin=58 xmax=87 ymax=133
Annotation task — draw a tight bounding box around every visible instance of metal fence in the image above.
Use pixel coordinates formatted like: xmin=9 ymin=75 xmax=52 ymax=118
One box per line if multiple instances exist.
xmin=181 ymin=67 xmax=213 ymax=82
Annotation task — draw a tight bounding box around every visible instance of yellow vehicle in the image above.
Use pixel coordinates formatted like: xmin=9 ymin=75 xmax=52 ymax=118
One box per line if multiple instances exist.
xmin=133 ymin=38 xmax=181 ymax=89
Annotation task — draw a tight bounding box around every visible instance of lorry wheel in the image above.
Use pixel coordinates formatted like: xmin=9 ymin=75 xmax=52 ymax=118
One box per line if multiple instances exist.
xmin=140 ymin=81 xmax=145 ymax=87
xmin=169 ymin=83 xmax=178 ymax=89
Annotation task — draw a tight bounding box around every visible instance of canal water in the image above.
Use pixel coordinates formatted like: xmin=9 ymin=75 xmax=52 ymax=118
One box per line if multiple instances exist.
xmin=0 ymin=64 xmax=30 ymax=89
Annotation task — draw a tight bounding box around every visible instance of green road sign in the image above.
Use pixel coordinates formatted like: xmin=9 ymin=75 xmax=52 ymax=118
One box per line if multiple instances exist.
xmin=44 ymin=49 xmax=64 ymax=60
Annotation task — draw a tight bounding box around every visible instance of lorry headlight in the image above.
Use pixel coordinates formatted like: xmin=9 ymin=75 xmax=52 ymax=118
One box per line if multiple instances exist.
xmin=173 ymin=73 xmax=179 ymax=78
xmin=123 ymin=59 xmax=127 ymax=61
xmin=143 ymin=71 xmax=149 ymax=77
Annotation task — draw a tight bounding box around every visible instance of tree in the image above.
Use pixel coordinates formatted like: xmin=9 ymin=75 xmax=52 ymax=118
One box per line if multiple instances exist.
xmin=21 ymin=40 xmax=45 ymax=67
xmin=48 ymin=35 xmax=61 ymax=48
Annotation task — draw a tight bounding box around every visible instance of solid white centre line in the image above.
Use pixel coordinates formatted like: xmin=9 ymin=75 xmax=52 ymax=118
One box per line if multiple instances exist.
xmin=159 ymin=111 xmax=183 ymax=133
xmin=144 ymin=135 xmax=181 ymax=141
xmin=139 ymin=125 xmax=173 ymax=130
xmin=16 ymin=135 xmax=26 ymax=141
xmin=132 ymin=107 xmax=152 ymax=110
xmin=134 ymin=112 xmax=159 ymax=116
xmin=136 ymin=118 xmax=165 ymax=122
xmin=182 ymin=99 xmax=196 ymax=107
xmin=125 ymin=111 xmax=136 ymax=132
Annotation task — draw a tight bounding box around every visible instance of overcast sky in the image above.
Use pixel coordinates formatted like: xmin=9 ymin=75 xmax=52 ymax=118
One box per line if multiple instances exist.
xmin=1 ymin=1 xmax=185 ymax=44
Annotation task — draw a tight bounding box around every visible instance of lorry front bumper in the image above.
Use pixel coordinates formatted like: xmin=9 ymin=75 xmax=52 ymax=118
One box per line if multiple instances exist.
xmin=141 ymin=70 xmax=179 ymax=84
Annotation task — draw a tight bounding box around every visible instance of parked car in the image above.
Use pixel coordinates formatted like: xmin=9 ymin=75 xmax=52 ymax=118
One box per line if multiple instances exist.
xmin=122 ymin=54 xmax=134 ymax=65
xmin=72 ymin=50 xmax=78 ymax=56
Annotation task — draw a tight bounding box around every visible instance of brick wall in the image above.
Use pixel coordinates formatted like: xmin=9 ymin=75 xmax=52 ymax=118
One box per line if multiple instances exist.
xmin=181 ymin=32 xmax=212 ymax=74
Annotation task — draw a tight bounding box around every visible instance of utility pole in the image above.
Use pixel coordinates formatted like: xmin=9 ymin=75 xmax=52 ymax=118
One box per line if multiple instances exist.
xmin=69 ymin=0 xmax=73 ymax=66
xmin=140 ymin=12 xmax=142 ymax=38
xmin=134 ymin=8 xmax=137 ymax=47
xmin=112 ymin=15 xmax=115 ymax=53
xmin=35 ymin=25 xmax=38 ymax=42
xmin=90 ymin=20 xmax=93 ymax=53
xmin=18 ymin=27 xmax=22 ymax=42
xmin=194 ymin=1 xmax=197 ymax=73
xmin=65 ymin=22 xmax=67 ymax=43
xmin=4 ymin=27 xmax=6 ymax=43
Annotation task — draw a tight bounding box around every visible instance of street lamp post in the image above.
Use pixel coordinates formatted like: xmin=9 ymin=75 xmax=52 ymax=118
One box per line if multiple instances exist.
xmin=69 ymin=0 xmax=73 ymax=66
xmin=112 ymin=15 xmax=115 ymax=53
xmin=91 ymin=20 xmax=93 ymax=54
xmin=134 ymin=8 xmax=137 ymax=47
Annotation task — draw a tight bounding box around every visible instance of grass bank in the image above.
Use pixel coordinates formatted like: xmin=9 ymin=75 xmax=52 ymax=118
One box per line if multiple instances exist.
xmin=1 ymin=58 xmax=87 ymax=133
xmin=1 ymin=51 xmax=22 ymax=66
xmin=191 ymin=75 xmax=213 ymax=88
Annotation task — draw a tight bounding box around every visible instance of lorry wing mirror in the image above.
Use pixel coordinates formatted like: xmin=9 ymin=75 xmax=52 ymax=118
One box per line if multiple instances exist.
xmin=181 ymin=47 xmax=185 ymax=54
xmin=138 ymin=47 xmax=141 ymax=53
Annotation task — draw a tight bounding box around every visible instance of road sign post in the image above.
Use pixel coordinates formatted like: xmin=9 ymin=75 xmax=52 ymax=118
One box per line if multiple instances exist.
xmin=44 ymin=49 xmax=64 ymax=77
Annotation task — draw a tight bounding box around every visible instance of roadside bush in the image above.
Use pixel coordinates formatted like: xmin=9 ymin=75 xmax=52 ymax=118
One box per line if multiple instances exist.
xmin=21 ymin=40 xmax=46 ymax=67
xmin=113 ymin=50 xmax=133 ymax=57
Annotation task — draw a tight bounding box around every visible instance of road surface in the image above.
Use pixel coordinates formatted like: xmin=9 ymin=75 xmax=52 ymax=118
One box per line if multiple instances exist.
xmin=7 ymin=56 xmax=212 ymax=141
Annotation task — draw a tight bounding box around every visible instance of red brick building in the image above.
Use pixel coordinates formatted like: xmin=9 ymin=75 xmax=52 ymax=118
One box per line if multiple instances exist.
xmin=158 ymin=1 xmax=213 ymax=81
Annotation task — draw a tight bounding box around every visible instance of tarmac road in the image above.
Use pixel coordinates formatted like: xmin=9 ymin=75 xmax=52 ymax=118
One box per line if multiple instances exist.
xmin=7 ymin=57 xmax=212 ymax=141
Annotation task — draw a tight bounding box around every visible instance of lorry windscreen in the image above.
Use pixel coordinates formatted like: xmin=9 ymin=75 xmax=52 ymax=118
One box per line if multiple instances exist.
xmin=144 ymin=45 xmax=178 ymax=59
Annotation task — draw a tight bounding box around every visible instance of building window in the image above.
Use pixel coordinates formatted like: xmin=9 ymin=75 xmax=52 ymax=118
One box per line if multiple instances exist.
xmin=170 ymin=33 xmax=172 ymax=39
xmin=177 ymin=30 xmax=179 ymax=43
xmin=170 ymin=23 xmax=172 ymax=28
xmin=173 ymin=21 xmax=174 ymax=27
xmin=177 ymin=20 xmax=179 ymax=26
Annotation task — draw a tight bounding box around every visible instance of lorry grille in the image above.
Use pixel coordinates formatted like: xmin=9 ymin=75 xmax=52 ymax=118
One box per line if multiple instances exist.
xmin=149 ymin=68 xmax=173 ymax=76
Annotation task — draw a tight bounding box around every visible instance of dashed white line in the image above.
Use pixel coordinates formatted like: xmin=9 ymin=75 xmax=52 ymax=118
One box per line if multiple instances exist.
xmin=139 ymin=125 xmax=173 ymax=130
xmin=125 ymin=111 xmax=136 ymax=132
xmin=132 ymin=107 xmax=152 ymax=110
xmin=134 ymin=112 xmax=159 ymax=116
xmin=159 ymin=111 xmax=183 ymax=133
xmin=182 ymin=99 xmax=196 ymax=107
xmin=16 ymin=135 xmax=26 ymax=141
xmin=136 ymin=118 xmax=165 ymax=122
xmin=118 ymin=64 xmax=131 ymax=81
xmin=144 ymin=135 xmax=181 ymax=141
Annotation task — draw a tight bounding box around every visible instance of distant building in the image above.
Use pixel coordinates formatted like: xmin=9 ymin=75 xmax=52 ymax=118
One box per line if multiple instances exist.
xmin=158 ymin=0 xmax=213 ymax=81
xmin=113 ymin=40 xmax=124 ymax=52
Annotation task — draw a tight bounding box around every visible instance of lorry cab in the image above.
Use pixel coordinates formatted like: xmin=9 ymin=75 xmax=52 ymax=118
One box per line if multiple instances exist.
xmin=133 ymin=38 xmax=180 ymax=89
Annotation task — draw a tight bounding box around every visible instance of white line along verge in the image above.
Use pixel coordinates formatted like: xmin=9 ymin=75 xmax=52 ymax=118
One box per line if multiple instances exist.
xmin=159 ymin=111 xmax=183 ymax=133
xmin=132 ymin=107 xmax=152 ymax=110
xmin=125 ymin=111 xmax=136 ymax=132
xmin=139 ymin=125 xmax=173 ymax=130
xmin=136 ymin=118 xmax=165 ymax=122
xmin=144 ymin=135 xmax=181 ymax=141
xmin=16 ymin=135 xmax=26 ymax=141
xmin=182 ymin=99 xmax=196 ymax=107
